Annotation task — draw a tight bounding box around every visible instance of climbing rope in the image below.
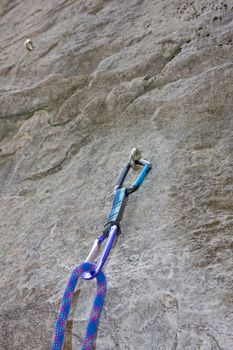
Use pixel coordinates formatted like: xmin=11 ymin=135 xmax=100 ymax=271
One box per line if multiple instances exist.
xmin=51 ymin=148 xmax=151 ymax=349
xmin=51 ymin=262 xmax=106 ymax=350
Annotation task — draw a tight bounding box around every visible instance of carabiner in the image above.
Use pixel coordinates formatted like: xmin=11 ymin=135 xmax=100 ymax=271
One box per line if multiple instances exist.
xmin=115 ymin=151 xmax=151 ymax=194
xmin=82 ymin=225 xmax=118 ymax=280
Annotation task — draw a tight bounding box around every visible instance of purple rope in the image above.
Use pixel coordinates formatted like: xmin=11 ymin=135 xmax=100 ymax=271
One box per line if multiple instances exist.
xmin=51 ymin=262 xmax=106 ymax=350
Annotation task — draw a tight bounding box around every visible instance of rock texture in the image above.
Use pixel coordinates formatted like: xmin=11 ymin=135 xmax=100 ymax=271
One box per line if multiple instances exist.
xmin=0 ymin=0 xmax=233 ymax=349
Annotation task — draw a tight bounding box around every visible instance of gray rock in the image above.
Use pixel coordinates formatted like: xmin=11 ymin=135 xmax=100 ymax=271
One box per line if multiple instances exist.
xmin=0 ymin=0 xmax=233 ymax=349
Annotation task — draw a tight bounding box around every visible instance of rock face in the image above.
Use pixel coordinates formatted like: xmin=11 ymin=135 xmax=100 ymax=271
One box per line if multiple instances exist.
xmin=0 ymin=0 xmax=233 ymax=349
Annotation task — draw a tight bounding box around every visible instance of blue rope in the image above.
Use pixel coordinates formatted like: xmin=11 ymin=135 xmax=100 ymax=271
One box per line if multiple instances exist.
xmin=51 ymin=262 xmax=106 ymax=350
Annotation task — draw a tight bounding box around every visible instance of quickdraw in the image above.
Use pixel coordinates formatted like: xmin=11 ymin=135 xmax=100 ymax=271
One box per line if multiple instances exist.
xmin=51 ymin=148 xmax=151 ymax=349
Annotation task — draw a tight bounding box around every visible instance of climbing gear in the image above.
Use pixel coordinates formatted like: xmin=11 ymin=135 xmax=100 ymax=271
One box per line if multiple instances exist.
xmin=82 ymin=149 xmax=151 ymax=279
xmin=51 ymin=149 xmax=151 ymax=349
xmin=51 ymin=262 xmax=106 ymax=350
xmin=129 ymin=147 xmax=141 ymax=170
xmin=24 ymin=38 xmax=34 ymax=51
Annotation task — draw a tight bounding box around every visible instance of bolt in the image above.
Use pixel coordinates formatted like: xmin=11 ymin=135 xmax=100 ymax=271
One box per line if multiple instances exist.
xmin=24 ymin=38 xmax=34 ymax=51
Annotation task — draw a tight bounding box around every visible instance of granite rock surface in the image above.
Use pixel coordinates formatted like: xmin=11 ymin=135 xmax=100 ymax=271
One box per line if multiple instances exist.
xmin=0 ymin=0 xmax=233 ymax=349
